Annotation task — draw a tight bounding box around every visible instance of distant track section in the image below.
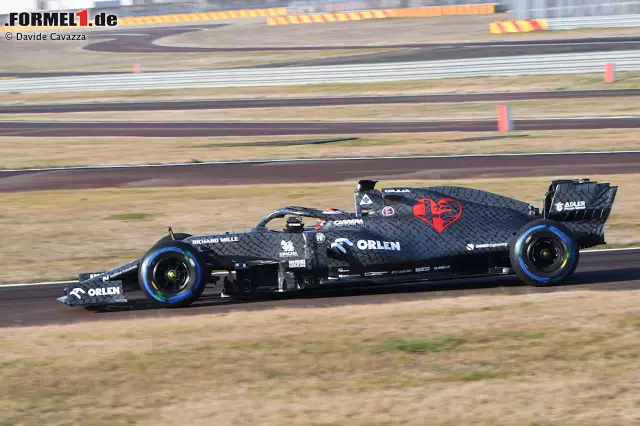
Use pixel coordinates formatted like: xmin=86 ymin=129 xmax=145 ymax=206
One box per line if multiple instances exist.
xmin=2 ymin=152 xmax=638 ymax=192
xmin=78 ymin=26 xmax=640 ymax=68
xmin=2 ymin=89 xmax=639 ymax=114
xmin=4 ymin=27 xmax=639 ymax=80
xmin=1 ymin=117 xmax=639 ymax=137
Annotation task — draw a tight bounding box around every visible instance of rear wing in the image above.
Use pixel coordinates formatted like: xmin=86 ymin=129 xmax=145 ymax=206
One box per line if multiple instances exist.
xmin=543 ymin=178 xmax=617 ymax=221
xmin=542 ymin=178 xmax=617 ymax=248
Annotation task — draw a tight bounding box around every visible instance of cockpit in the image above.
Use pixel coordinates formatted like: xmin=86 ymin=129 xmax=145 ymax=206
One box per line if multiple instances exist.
xmin=251 ymin=180 xmax=390 ymax=233
xmin=252 ymin=206 xmax=337 ymax=233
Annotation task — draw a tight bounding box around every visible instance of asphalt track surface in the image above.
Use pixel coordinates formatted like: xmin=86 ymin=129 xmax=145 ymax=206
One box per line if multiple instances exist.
xmin=2 ymin=152 xmax=638 ymax=192
xmin=2 ymin=89 xmax=640 ymax=114
xmin=80 ymin=26 xmax=640 ymax=66
xmin=1 ymin=117 xmax=640 ymax=138
xmin=2 ymin=249 xmax=639 ymax=327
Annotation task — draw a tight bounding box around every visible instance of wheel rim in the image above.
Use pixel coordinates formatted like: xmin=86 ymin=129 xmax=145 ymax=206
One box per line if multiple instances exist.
xmin=528 ymin=237 xmax=564 ymax=272
xmin=151 ymin=256 xmax=190 ymax=295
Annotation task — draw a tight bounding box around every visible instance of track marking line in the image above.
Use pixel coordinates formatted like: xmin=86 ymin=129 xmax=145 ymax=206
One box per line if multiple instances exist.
xmin=0 ymin=281 xmax=75 ymax=288
xmin=582 ymin=247 xmax=640 ymax=253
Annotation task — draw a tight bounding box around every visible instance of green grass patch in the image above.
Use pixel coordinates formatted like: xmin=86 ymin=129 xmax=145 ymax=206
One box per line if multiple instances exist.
xmin=440 ymin=370 xmax=516 ymax=382
xmin=378 ymin=337 xmax=466 ymax=354
xmin=104 ymin=212 xmax=154 ymax=221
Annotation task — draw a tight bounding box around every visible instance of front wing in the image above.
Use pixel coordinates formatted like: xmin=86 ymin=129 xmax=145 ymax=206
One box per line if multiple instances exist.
xmin=58 ymin=259 xmax=139 ymax=306
xmin=58 ymin=279 xmax=127 ymax=306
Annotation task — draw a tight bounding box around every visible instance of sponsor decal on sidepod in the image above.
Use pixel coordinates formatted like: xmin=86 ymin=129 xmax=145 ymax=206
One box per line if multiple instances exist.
xmin=332 ymin=219 xmax=364 ymax=227
xmin=413 ymin=198 xmax=462 ymax=233
xmin=359 ymin=194 xmax=373 ymax=206
xmin=356 ymin=240 xmax=401 ymax=251
xmin=288 ymin=259 xmax=306 ymax=268
xmin=467 ymin=242 xmax=508 ymax=251
xmin=331 ymin=239 xmax=401 ymax=254
xmin=279 ymin=240 xmax=299 ymax=257
xmin=331 ymin=238 xmax=354 ymax=254
xmin=191 ymin=236 xmax=239 ymax=245
xmin=381 ymin=206 xmax=395 ymax=217
xmin=433 ymin=265 xmax=450 ymax=271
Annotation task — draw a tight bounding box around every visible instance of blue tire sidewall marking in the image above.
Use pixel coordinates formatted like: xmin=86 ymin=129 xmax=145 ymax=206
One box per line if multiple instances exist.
xmin=548 ymin=225 xmax=578 ymax=281
xmin=516 ymin=224 xmax=576 ymax=283
xmin=141 ymin=246 xmax=202 ymax=304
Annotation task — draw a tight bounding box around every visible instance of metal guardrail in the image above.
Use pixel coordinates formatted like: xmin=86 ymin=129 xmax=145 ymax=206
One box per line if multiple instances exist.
xmin=513 ymin=0 xmax=640 ymax=19
xmin=1 ymin=50 xmax=640 ymax=94
xmin=547 ymin=14 xmax=640 ymax=29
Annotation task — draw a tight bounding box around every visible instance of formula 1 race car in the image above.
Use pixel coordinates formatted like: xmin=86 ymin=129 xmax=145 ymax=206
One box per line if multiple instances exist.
xmin=58 ymin=178 xmax=617 ymax=308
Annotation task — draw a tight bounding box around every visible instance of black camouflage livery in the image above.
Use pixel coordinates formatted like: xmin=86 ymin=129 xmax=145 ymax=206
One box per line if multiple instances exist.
xmin=58 ymin=178 xmax=616 ymax=307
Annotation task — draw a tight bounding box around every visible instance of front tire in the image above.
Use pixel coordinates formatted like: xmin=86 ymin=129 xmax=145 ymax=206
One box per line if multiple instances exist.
xmin=153 ymin=233 xmax=192 ymax=247
xmin=138 ymin=241 xmax=206 ymax=308
xmin=510 ymin=219 xmax=579 ymax=286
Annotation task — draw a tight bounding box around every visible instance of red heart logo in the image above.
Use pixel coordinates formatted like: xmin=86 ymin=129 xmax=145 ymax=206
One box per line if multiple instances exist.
xmin=413 ymin=198 xmax=463 ymax=233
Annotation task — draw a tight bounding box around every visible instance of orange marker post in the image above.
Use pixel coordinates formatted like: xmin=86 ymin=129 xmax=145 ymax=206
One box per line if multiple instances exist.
xmin=497 ymin=104 xmax=513 ymax=132
xmin=605 ymin=62 xmax=615 ymax=83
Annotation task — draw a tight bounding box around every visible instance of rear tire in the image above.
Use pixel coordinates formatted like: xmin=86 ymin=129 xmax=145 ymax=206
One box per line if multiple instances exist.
xmin=510 ymin=219 xmax=579 ymax=286
xmin=138 ymin=240 xmax=206 ymax=308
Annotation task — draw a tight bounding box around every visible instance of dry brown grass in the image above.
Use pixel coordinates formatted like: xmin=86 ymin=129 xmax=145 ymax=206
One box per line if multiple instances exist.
xmin=1 ymin=72 xmax=639 ymax=106
xmin=1 ymin=129 xmax=639 ymax=170
xmin=0 ymin=36 xmax=387 ymax=72
xmin=1 ymin=290 xmax=639 ymax=425
xmin=166 ymin=15 xmax=498 ymax=47
xmin=2 ymin=97 xmax=638 ymax=122
xmin=1 ymin=175 xmax=637 ymax=284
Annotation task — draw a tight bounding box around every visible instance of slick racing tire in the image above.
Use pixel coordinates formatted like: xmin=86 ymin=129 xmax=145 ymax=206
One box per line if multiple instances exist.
xmin=510 ymin=219 xmax=579 ymax=287
xmin=139 ymin=240 xmax=206 ymax=308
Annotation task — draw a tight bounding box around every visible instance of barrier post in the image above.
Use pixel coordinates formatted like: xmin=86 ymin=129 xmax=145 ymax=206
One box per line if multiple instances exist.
xmin=605 ymin=62 xmax=615 ymax=83
xmin=497 ymin=104 xmax=513 ymax=132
